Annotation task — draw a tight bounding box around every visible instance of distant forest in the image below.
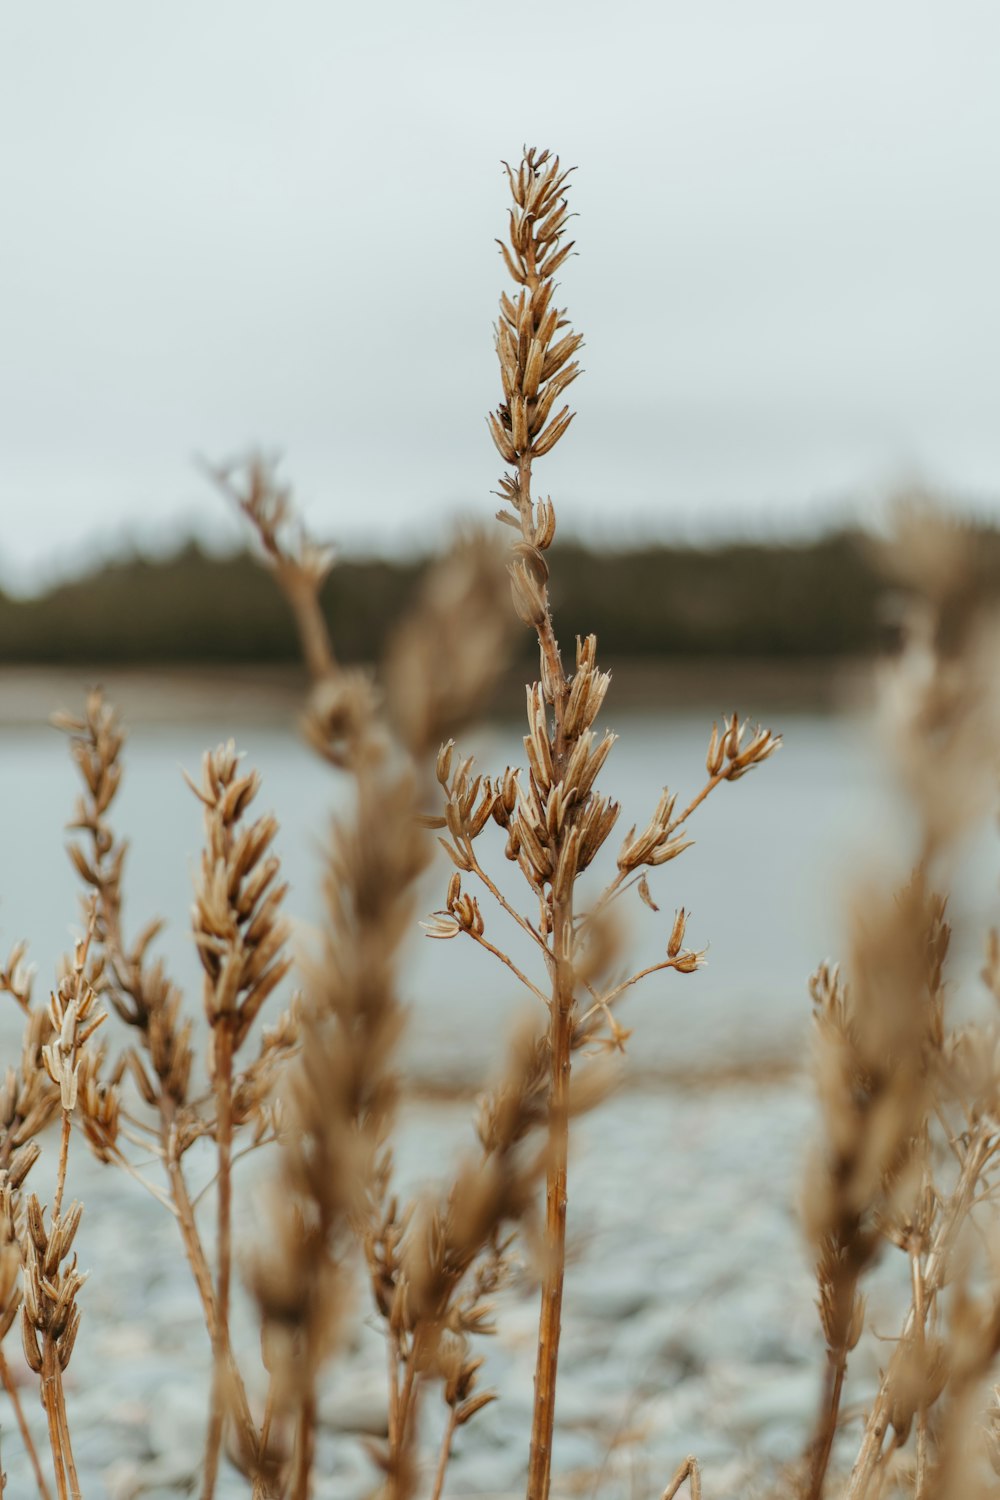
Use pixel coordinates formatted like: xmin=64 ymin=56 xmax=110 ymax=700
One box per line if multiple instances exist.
xmin=3 ymin=528 xmax=1000 ymax=664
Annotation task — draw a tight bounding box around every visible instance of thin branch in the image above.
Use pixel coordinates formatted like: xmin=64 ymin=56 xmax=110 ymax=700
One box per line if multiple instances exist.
xmin=291 ymin=1391 xmax=316 ymax=1500
xmin=252 ymin=1380 xmax=277 ymax=1500
xmin=584 ymin=775 xmax=726 ymax=932
xmin=117 ymin=1111 xmax=166 ymax=1144
xmin=933 ymin=1105 xmax=964 ymax=1167
xmin=912 ymin=1252 xmax=929 ymax=1500
xmin=51 ymin=1114 xmax=71 ymax=1225
xmin=102 ymin=1143 xmax=179 ymax=1217
xmin=40 ymin=1343 xmax=67 ymax=1500
xmin=201 ymin=1025 xmax=235 ymax=1500
xmin=51 ymin=1369 xmax=80 ymax=1500
xmin=430 ymin=1406 xmax=459 ymax=1500
xmin=575 ymin=872 xmax=641 ymax=929
xmin=846 ymin=1134 xmax=990 ymax=1496
xmin=584 ymin=870 xmax=629 ymax=927
xmin=661 ymin=1454 xmax=701 ymax=1500
xmin=191 ymin=1134 xmax=281 ymax=1211
xmin=663 ymin=774 xmax=726 ymax=840
xmin=805 ymin=1359 xmax=847 ymax=1500
xmin=0 ymin=1348 xmax=52 ymax=1500
xmin=579 ymin=958 xmax=686 ymax=1025
xmin=206 ymin=459 xmax=337 ymax=682
xmin=466 ymin=855 xmax=549 ymax=955
xmin=463 ymin=930 xmax=549 ymax=1007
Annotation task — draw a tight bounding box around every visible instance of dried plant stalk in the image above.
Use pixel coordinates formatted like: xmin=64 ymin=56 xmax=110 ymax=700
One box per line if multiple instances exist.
xmin=225 ymin=460 xmax=412 ymax=1495
xmin=190 ymin=741 xmax=293 ymax=1499
xmin=800 ymin=506 xmax=1000 ymax=1500
xmin=484 ymin=147 xmax=777 ymax=1500
xmin=21 ymin=922 xmax=106 ymax=1500
xmin=0 ymin=949 xmax=59 ymax=1500
xmin=229 ymin=459 xmax=531 ymax=1500
xmin=661 ymin=1455 xmax=701 ymax=1500
xmin=56 ymin=690 xmax=293 ymax=1498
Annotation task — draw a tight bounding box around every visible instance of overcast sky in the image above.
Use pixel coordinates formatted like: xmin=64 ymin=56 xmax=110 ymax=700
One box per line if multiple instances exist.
xmin=3 ymin=2 xmax=1000 ymax=591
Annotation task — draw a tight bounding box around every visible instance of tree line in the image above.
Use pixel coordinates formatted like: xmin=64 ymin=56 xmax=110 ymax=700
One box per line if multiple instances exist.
xmin=2 ymin=526 xmax=998 ymax=663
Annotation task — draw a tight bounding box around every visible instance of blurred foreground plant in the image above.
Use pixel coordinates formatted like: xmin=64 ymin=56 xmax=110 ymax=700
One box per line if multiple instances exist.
xmin=799 ymin=506 xmax=1000 ymax=1500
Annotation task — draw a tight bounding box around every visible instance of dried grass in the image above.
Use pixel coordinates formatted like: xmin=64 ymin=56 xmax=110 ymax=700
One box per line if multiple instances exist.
xmin=794 ymin=507 xmax=1000 ymax=1500
xmin=10 ymin=143 xmax=1000 ymax=1500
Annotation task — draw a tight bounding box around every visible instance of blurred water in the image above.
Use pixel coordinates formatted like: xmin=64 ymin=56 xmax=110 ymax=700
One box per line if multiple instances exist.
xmin=0 ymin=696 xmax=995 ymax=1085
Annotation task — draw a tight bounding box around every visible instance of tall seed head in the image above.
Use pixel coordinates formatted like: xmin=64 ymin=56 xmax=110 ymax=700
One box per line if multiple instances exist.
xmin=491 ymin=148 xmax=583 ymax=551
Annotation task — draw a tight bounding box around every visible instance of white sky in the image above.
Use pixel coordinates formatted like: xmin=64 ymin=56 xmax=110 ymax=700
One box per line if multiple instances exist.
xmin=3 ymin=1 xmax=1000 ymax=591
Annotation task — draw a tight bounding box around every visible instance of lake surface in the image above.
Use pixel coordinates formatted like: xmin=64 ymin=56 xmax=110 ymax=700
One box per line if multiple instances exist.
xmin=3 ymin=680 xmax=992 ymax=1088
xmin=1 ymin=678 xmax=998 ymax=1496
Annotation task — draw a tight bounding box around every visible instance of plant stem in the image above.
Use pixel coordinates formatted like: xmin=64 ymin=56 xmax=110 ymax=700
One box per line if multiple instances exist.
xmin=40 ymin=1344 xmax=67 ymax=1500
xmin=515 ymin=428 xmax=574 ymax=1500
xmin=0 ymin=1348 xmax=52 ymax=1500
xmin=466 ymin=856 xmax=548 ymax=955
xmin=915 ymin=1406 xmax=929 ymax=1500
xmin=38 ymin=1115 xmax=80 ymax=1500
xmin=464 ymin=930 xmax=549 ymax=1006
xmin=396 ymin=1355 xmax=418 ymax=1453
xmin=430 ymin=1407 xmax=459 ymax=1500
xmin=387 ymin=1334 xmax=401 ymax=1452
xmin=105 ymin=1141 xmax=178 ymax=1214
xmin=251 ymin=1380 xmax=277 ymax=1500
xmin=845 ymin=1136 xmax=986 ymax=1498
xmin=291 ymin=1391 xmax=316 ymax=1500
xmin=912 ymin=1251 xmax=929 ymax=1500
xmin=201 ymin=1023 xmax=235 ymax=1500
xmin=278 ymin=570 xmax=336 ymax=682
xmin=51 ymin=1364 xmax=80 ymax=1500
xmin=526 ymin=905 xmax=573 ymax=1500
xmin=52 ymin=1115 xmax=71 ymax=1225
xmin=169 ymin=1150 xmax=264 ymax=1470
xmin=584 ymin=957 xmax=688 ymax=1019
xmin=806 ymin=1355 xmax=847 ymax=1500
xmin=166 ymin=1149 xmax=219 ymax=1332
xmin=388 ymin=1340 xmax=423 ymax=1500
xmin=661 ymin=1455 xmax=701 ymax=1500
xmin=664 ymin=773 xmax=726 ymax=839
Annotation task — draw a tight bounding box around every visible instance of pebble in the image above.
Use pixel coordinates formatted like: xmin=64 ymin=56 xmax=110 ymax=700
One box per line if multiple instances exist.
xmin=728 ymin=1368 xmax=820 ymax=1433
xmin=446 ymin=1442 xmax=527 ymax=1495
xmin=3 ymin=1080 xmax=832 ymax=1498
xmin=319 ymin=1370 xmax=393 ymax=1436
xmin=564 ymin=1268 xmax=653 ymax=1323
xmin=549 ymin=1426 xmax=604 ymax=1473
xmin=148 ymin=1380 xmax=210 ymax=1459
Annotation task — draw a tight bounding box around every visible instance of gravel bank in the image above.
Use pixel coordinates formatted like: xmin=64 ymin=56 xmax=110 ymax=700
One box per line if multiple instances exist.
xmin=0 ymin=1077 xmax=899 ymax=1499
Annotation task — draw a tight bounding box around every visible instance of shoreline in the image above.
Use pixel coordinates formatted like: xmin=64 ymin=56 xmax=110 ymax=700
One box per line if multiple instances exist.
xmin=403 ymin=1051 xmax=809 ymax=1103
xmin=0 ymin=656 xmax=872 ymax=728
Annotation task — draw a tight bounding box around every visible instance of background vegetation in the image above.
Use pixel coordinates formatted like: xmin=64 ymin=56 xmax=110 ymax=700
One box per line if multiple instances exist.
xmin=7 ymin=525 xmax=1000 ymax=666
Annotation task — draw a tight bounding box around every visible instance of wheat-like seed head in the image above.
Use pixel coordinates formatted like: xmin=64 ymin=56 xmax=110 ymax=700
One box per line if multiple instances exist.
xmin=490 ymin=148 xmax=583 ymax=500
xmin=190 ymin=741 xmax=293 ymax=1052
xmin=19 ymin=1194 xmax=86 ymax=1376
xmin=57 ymin=690 xmax=199 ymax=1119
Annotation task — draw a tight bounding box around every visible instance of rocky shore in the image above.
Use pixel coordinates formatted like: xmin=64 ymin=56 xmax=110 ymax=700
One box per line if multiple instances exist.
xmin=0 ymin=1076 xmax=892 ymax=1500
